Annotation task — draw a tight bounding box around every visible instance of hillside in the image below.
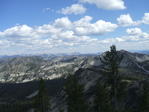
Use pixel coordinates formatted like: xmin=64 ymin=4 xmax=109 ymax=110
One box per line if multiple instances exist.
xmin=0 ymin=50 xmax=149 ymax=83
xmin=0 ymin=78 xmax=66 ymax=102
xmin=50 ymin=50 xmax=149 ymax=111
xmin=0 ymin=56 xmax=86 ymax=83
xmin=0 ymin=50 xmax=149 ymax=111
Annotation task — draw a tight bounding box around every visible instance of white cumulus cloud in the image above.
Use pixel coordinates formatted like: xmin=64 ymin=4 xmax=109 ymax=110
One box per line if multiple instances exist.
xmin=117 ymin=14 xmax=141 ymax=26
xmin=58 ymin=4 xmax=87 ymax=15
xmin=100 ymin=28 xmax=149 ymax=44
xmin=79 ymin=0 xmax=126 ymax=10
xmin=3 ymin=15 xmax=145 ymax=54
xmin=142 ymin=13 xmax=149 ymax=24
xmin=53 ymin=17 xmax=72 ymax=29
xmin=120 ymin=28 xmax=149 ymax=42
xmin=49 ymin=30 xmax=98 ymax=47
xmin=73 ymin=16 xmax=93 ymax=27
xmin=36 ymin=24 xmax=61 ymax=35
xmin=0 ymin=16 xmax=102 ymax=52
xmin=125 ymin=28 xmax=149 ymax=40
xmin=0 ymin=25 xmax=38 ymax=40
xmin=0 ymin=15 xmax=119 ymax=51
xmin=126 ymin=27 xmax=143 ymax=35
xmin=74 ymin=17 xmax=118 ymax=36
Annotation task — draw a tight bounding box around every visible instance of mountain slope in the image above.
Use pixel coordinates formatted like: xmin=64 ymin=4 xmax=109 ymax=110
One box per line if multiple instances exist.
xmin=0 ymin=78 xmax=66 ymax=102
xmin=0 ymin=56 xmax=85 ymax=83
xmin=49 ymin=50 xmax=149 ymax=111
xmin=0 ymin=50 xmax=149 ymax=83
xmin=0 ymin=50 xmax=149 ymax=111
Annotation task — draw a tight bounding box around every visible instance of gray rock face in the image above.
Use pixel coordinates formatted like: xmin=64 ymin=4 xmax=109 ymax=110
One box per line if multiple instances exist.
xmin=0 ymin=56 xmax=84 ymax=83
xmin=0 ymin=50 xmax=149 ymax=83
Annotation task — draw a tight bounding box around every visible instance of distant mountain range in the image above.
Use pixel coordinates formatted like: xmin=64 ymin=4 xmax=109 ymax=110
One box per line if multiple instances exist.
xmin=137 ymin=50 xmax=149 ymax=54
xmin=0 ymin=50 xmax=149 ymax=111
xmin=0 ymin=52 xmax=103 ymax=60
xmin=0 ymin=50 xmax=149 ymax=83
xmin=130 ymin=50 xmax=149 ymax=54
xmin=1 ymin=50 xmax=149 ymax=60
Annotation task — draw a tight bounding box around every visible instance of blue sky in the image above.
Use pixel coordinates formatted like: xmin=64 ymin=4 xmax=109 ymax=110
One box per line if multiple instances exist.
xmin=0 ymin=0 xmax=149 ymax=55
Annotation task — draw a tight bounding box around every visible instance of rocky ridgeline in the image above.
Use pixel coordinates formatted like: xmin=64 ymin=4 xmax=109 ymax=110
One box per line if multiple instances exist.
xmin=0 ymin=50 xmax=149 ymax=83
xmin=0 ymin=54 xmax=93 ymax=83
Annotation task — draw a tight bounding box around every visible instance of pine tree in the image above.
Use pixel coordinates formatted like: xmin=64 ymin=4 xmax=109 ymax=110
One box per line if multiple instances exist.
xmin=35 ymin=78 xmax=50 ymax=112
xmin=63 ymin=75 xmax=88 ymax=112
xmin=94 ymin=77 xmax=111 ymax=112
xmin=100 ymin=45 xmax=124 ymax=112
xmin=138 ymin=81 xmax=149 ymax=112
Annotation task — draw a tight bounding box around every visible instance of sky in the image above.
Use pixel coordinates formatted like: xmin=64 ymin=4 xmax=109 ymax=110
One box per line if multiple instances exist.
xmin=0 ymin=0 xmax=149 ymax=55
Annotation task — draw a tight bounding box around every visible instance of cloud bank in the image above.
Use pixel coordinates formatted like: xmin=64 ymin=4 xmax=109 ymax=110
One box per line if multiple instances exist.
xmin=0 ymin=13 xmax=149 ymax=54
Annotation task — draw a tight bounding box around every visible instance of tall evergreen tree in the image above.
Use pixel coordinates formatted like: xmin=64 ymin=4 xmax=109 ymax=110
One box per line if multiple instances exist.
xmin=35 ymin=78 xmax=50 ymax=112
xmin=94 ymin=77 xmax=111 ymax=112
xmin=63 ymin=75 xmax=88 ymax=112
xmin=100 ymin=45 xmax=124 ymax=112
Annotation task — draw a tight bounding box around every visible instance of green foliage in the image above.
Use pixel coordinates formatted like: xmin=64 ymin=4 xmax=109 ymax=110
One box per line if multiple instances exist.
xmin=94 ymin=77 xmax=111 ymax=112
xmin=34 ymin=78 xmax=50 ymax=112
xmin=100 ymin=45 xmax=123 ymax=77
xmin=100 ymin=45 xmax=126 ymax=112
xmin=63 ymin=75 xmax=88 ymax=112
xmin=137 ymin=81 xmax=149 ymax=112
